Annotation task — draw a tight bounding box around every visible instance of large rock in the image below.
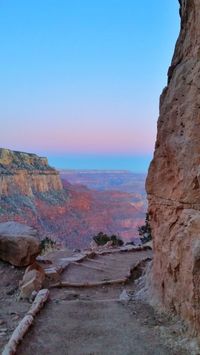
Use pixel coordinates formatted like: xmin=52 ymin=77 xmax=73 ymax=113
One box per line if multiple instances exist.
xmin=0 ymin=222 xmax=40 ymax=266
xmin=146 ymin=0 xmax=200 ymax=334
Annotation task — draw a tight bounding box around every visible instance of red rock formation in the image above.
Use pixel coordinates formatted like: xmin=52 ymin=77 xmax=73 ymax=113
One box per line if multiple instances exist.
xmin=0 ymin=148 xmax=62 ymax=196
xmin=146 ymin=0 xmax=200 ymax=334
xmin=0 ymin=149 xmax=145 ymax=249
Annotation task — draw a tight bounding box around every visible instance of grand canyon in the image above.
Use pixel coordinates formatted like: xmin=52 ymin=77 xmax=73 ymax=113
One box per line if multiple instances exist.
xmin=1 ymin=1 xmax=200 ymax=354
xmin=0 ymin=148 xmax=146 ymax=249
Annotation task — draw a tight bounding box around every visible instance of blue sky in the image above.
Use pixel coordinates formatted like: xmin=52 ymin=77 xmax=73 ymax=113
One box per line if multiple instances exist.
xmin=0 ymin=0 xmax=180 ymax=172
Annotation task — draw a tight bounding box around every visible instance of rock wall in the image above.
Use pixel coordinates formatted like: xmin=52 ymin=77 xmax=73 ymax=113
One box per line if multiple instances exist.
xmin=146 ymin=0 xmax=200 ymax=334
xmin=0 ymin=148 xmax=62 ymax=196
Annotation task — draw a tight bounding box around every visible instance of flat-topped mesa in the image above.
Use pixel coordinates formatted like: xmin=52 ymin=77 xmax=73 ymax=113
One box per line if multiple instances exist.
xmin=0 ymin=148 xmax=52 ymax=171
xmin=0 ymin=148 xmax=63 ymax=196
xmin=146 ymin=0 xmax=200 ymax=334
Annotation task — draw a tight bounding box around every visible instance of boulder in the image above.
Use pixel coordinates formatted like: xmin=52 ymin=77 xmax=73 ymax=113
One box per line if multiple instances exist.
xmin=0 ymin=221 xmax=40 ymax=266
xmin=19 ymin=262 xmax=45 ymax=299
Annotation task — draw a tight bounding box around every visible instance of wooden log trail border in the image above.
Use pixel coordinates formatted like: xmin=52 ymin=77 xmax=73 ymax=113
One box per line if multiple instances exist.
xmin=2 ymin=289 xmax=49 ymax=355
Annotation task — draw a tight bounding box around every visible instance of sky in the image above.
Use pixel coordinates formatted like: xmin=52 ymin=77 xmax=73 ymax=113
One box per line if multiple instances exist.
xmin=0 ymin=0 xmax=180 ymax=172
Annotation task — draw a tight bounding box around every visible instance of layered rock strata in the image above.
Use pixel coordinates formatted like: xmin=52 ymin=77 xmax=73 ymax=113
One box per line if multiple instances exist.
xmin=146 ymin=0 xmax=200 ymax=334
xmin=0 ymin=148 xmax=62 ymax=196
xmin=0 ymin=149 xmax=145 ymax=248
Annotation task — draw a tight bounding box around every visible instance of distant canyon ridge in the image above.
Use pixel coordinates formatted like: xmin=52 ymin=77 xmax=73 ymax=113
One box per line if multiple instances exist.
xmin=0 ymin=148 xmax=146 ymax=249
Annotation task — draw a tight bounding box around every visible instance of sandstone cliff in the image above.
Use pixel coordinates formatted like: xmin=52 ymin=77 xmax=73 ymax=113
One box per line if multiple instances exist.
xmin=0 ymin=148 xmax=62 ymax=196
xmin=146 ymin=0 xmax=200 ymax=334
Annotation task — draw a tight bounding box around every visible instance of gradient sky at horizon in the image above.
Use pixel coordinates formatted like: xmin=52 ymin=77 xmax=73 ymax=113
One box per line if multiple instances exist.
xmin=0 ymin=0 xmax=180 ymax=172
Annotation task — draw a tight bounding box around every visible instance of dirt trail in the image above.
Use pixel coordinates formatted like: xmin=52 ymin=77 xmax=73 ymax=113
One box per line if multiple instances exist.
xmin=10 ymin=248 xmax=188 ymax=355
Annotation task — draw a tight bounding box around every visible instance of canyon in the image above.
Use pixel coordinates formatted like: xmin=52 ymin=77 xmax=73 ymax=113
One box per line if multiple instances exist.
xmin=60 ymin=169 xmax=146 ymax=196
xmin=146 ymin=0 xmax=200 ymax=335
xmin=0 ymin=148 xmax=146 ymax=249
xmin=2 ymin=1 xmax=200 ymax=353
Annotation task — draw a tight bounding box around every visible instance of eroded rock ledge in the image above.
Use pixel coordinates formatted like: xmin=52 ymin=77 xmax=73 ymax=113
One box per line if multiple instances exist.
xmin=146 ymin=0 xmax=200 ymax=334
xmin=0 ymin=148 xmax=62 ymax=196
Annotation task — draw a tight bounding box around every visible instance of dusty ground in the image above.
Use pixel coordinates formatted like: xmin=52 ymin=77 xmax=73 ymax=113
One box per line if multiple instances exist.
xmin=0 ymin=249 xmax=190 ymax=355
xmin=0 ymin=260 xmax=29 ymax=350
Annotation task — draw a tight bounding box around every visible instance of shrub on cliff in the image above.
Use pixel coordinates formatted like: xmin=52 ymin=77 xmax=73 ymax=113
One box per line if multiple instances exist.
xmin=110 ymin=234 xmax=124 ymax=246
xmin=138 ymin=213 xmax=152 ymax=244
xmin=40 ymin=237 xmax=56 ymax=255
xmin=93 ymin=232 xmax=124 ymax=246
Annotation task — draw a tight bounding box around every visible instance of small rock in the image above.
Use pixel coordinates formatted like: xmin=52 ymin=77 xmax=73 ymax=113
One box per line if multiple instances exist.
xmin=119 ymin=289 xmax=130 ymax=302
xmin=19 ymin=262 xmax=45 ymax=299
xmin=44 ymin=267 xmax=60 ymax=283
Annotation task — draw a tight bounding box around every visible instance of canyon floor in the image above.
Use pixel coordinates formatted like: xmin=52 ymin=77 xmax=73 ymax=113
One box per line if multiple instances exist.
xmin=0 ymin=248 xmax=190 ymax=355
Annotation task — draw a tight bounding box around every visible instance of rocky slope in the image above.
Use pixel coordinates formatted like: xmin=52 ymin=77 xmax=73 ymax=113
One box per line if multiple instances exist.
xmin=146 ymin=0 xmax=200 ymax=334
xmin=61 ymin=180 xmax=145 ymax=246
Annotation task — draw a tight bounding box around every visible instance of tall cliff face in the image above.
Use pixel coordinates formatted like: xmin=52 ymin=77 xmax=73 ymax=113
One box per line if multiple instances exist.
xmin=0 ymin=148 xmax=62 ymax=196
xmin=0 ymin=148 xmax=69 ymax=244
xmin=146 ymin=0 xmax=200 ymax=334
